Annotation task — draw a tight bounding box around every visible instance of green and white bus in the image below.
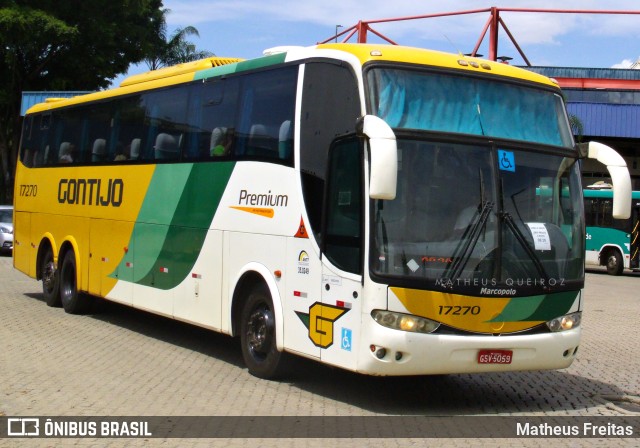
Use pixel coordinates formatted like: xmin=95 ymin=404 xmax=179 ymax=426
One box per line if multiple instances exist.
xmin=584 ymin=187 xmax=640 ymax=275
xmin=15 ymin=44 xmax=631 ymax=379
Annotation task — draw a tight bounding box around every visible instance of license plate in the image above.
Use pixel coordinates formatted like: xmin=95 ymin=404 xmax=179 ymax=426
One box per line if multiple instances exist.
xmin=477 ymin=349 xmax=513 ymax=364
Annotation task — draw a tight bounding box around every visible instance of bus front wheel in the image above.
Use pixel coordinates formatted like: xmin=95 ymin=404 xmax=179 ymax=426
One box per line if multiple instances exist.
xmin=605 ymin=249 xmax=624 ymax=276
xmin=41 ymin=247 xmax=60 ymax=307
xmin=239 ymin=286 xmax=287 ymax=379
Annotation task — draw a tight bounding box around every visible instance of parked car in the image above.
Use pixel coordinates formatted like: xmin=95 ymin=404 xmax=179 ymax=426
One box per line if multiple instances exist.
xmin=0 ymin=205 xmax=13 ymax=254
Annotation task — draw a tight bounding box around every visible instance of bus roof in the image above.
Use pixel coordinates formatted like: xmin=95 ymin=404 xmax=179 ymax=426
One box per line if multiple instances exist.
xmin=25 ymin=43 xmax=559 ymax=115
xmin=317 ymin=43 xmax=558 ymax=87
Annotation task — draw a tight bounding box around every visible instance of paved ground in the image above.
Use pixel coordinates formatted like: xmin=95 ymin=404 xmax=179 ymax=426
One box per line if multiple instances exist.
xmin=1 ymin=255 xmax=639 ymax=447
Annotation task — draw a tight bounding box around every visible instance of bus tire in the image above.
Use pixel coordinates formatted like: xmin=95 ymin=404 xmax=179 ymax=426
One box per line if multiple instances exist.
xmin=239 ymin=285 xmax=287 ymax=379
xmin=59 ymin=250 xmax=93 ymax=314
xmin=605 ymin=249 xmax=624 ymax=276
xmin=41 ymin=246 xmax=61 ymax=307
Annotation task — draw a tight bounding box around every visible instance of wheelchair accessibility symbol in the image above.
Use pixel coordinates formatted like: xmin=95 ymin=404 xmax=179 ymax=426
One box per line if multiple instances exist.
xmin=498 ymin=149 xmax=516 ymax=172
xmin=341 ymin=328 xmax=352 ymax=351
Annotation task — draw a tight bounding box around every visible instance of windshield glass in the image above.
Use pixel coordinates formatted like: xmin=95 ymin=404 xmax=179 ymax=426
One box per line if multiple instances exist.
xmin=371 ymin=139 xmax=584 ymax=295
xmin=367 ymin=67 xmax=574 ymax=148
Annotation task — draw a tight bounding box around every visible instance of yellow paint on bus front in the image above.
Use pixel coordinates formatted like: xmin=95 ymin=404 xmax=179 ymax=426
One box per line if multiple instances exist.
xmin=390 ymin=287 xmax=543 ymax=334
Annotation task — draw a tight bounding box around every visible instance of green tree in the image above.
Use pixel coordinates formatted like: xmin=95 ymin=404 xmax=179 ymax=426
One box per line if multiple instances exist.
xmin=0 ymin=0 xmax=164 ymax=202
xmin=165 ymin=26 xmax=215 ymax=66
xmin=144 ymin=14 xmax=214 ymax=70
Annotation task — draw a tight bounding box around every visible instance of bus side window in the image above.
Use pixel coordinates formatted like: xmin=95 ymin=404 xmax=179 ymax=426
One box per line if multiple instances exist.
xmin=32 ymin=113 xmax=54 ymax=166
xmin=84 ymin=104 xmax=112 ymax=164
xmin=19 ymin=116 xmax=35 ymax=167
xmin=143 ymin=88 xmax=188 ymax=162
xmin=55 ymin=105 xmax=88 ymax=164
xmin=584 ymin=198 xmax=598 ymax=227
xmin=198 ymin=79 xmax=239 ymax=160
xmin=235 ymin=67 xmax=296 ymax=163
xmin=115 ymin=95 xmax=145 ymax=162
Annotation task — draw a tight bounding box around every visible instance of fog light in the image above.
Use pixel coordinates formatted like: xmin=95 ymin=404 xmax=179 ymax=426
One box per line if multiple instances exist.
xmin=546 ymin=312 xmax=581 ymax=333
xmin=376 ymin=348 xmax=386 ymax=359
xmin=395 ymin=352 xmax=403 ymax=361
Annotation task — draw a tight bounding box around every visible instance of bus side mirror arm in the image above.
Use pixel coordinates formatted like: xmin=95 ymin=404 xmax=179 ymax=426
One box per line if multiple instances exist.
xmin=578 ymin=141 xmax=632 ymax=219
xmin=356 ymin=115 xmax=397 ymax=200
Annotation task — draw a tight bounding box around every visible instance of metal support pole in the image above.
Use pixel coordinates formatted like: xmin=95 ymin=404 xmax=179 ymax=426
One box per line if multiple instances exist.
xmin=488 ymin=7 xmax=499 ymax=61
xmin=357 ymin=21 xmax=369 ymax=43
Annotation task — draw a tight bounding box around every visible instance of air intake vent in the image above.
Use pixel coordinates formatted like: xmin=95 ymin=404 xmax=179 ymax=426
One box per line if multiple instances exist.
xmin=120 ymin=57 xmax=243 ymax=87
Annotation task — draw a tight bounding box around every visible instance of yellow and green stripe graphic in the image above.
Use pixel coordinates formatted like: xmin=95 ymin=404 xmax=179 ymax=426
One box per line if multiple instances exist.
xmin=390 ymin=287 xmax=579 ymax=334
xmin=110 ymin=162 xmax=235 ymax=290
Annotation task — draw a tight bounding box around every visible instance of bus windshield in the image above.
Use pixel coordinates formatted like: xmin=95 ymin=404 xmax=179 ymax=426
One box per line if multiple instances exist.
xmin=367 ymin=67 xmax=583 ymax=295
xmin=371 ymin=139 xmax=584 ymax=295
xmin=367 ymin=67 xmax=574 ymax=148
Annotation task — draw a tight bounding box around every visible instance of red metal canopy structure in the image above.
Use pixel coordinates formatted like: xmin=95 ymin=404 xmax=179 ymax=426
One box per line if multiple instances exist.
xmin=320 ymin=7 xmax=640 ymax=67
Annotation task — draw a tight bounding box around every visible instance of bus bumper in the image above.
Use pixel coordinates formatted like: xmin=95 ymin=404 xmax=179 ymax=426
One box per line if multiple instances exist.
xmin=356 ymin=321 xmax=581 ymax=376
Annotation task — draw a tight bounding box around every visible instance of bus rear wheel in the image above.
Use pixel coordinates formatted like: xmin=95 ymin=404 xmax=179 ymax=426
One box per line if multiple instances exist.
xmin=605 ymin=249 xmax=624 ymax=276
xmin=239 ymin=286 xmax=287 ymax=379
xmin=41 ymin=247 xmax=60 ymax=307
xmin=60 ymin=250 xmax=93 ymax=314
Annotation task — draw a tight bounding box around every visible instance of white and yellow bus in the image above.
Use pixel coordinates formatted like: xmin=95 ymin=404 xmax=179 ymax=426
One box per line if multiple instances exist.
xmin=15 ymin=44 xmax=631 ymax=378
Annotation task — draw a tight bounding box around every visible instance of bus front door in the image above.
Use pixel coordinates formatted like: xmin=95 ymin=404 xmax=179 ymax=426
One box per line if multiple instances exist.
xmin=318 ymin=137 xmax=363 ymax=370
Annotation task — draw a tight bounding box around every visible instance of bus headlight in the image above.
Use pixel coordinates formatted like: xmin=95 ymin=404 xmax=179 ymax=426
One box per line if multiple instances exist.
xmin=371 ymin=310 xmax=440 ymax=334
xmin=546 ymin=312 xmax=581 ymax=332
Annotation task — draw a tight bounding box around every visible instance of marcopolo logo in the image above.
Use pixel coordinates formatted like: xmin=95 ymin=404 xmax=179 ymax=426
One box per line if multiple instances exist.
xmin=58 ymin=178 xmax=123 ymax=207
xmin=480 ymin=287 xmax=517 ymax=296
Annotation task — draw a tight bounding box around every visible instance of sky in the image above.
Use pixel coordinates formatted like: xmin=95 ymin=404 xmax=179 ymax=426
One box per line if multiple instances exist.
xmin=112 ymin=0 xmax=640 ymax=85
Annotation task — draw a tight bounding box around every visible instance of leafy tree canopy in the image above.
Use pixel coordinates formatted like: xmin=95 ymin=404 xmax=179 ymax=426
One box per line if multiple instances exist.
xmin=0 ymin=0 xmax=165 ymax=201
xmin=1 ymin=0 xmax=164 ymax=91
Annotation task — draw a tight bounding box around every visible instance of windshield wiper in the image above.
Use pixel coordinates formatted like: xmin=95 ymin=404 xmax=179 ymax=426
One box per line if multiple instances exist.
xmin=441 ymin=199 xmax=493 ymax=283
xmin=501 ymin=212 xmax=550 ymax=284
xmin=441 ymin=169 xmax=493 ymax=284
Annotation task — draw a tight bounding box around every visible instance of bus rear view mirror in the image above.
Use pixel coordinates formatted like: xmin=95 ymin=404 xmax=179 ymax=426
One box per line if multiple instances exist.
xmin=356 ymin=115 xmax=397 ymax=200
xmin=578 ymin=141 xmax=632 ymax=219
